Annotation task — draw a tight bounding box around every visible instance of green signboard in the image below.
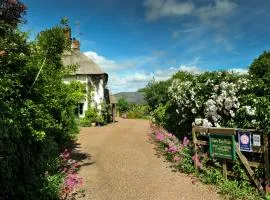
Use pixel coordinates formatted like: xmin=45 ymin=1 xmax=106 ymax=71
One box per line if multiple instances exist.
xmin=209 ymin=134 xmax=236 ymax=160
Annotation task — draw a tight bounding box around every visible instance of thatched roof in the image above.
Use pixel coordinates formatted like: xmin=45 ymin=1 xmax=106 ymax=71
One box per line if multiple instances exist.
xmin=62 ymin=50 xmax=106 ymax=75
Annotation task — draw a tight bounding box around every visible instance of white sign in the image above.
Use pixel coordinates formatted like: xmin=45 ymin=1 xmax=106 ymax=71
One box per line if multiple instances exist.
xmin=253 ymin=134 xmax=261 ymax=147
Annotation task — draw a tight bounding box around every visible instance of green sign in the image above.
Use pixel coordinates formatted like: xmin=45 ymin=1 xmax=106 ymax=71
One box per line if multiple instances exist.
xmin=209 ymin=134 xmax=236 ymax=160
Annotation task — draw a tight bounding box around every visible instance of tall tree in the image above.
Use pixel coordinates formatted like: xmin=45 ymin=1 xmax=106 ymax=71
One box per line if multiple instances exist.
xmin=0 ymin=0 xmax=27 ymax=27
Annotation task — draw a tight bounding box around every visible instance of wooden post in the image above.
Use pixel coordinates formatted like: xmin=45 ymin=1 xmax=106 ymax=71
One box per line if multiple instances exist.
xmin=222 ymin=160 xmax=227 ymax=179
xmin=192 ymin=128 xmax=198 ymax=170
xmin=264 ymin=134 xmax=270 ymax=193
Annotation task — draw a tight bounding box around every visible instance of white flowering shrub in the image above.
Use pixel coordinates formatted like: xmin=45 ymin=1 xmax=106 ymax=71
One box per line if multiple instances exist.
xmin=169 ymin=78 xmax=201 ymax=124
xmin=202 ymin=78 xmax=249 ymax=128
xmin=145 ymin=67 xmax=270 ymax=135
xmin=166 ymin=71 xmax=269 ymax=133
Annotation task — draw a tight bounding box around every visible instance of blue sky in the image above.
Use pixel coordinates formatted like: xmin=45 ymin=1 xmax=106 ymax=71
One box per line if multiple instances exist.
xmin=22 ymin=0 xmax=270 ymax=93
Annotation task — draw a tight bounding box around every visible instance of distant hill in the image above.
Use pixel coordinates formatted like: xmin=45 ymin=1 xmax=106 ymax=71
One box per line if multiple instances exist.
xmin=114 ymin=92 xmax=146 ymax=105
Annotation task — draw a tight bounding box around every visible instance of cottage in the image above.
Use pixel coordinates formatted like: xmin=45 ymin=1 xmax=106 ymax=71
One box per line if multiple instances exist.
xmin=62 ymin=28 xmax=109 ymax=118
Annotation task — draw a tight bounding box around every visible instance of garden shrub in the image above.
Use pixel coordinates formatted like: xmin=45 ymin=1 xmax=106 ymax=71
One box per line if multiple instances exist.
xmin=100 ymin=102 xmax=112 ymax=124
xmin=79 ymin=107 xmax=99 ymax=126
xmin=145 ymin=52 xmax=270 ymax=199
xmin=117 ymin=97 xmax=130 ymax=114
xmin=0 ymin=2 xmax=82 ymax=199
xmin=150 ymin=123 xmax=263 ymax=200
xmin=127 ymin=104 xmax=150 ymax=119
xmin=145 ymin=68 xmax=270 ymax=136
xmin=79 ymin=105 xmax=111 ymax=127
xmin=151 ymin=104 xmax=168 ymax=127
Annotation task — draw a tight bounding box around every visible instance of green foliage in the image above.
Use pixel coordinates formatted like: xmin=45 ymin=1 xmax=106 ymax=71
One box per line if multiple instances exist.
xmin=80 ymin=102 xmax=111 ymax=127
xmin=198 ymin=159 xmax=223 ymax=184
xmin=0 ymin=4 xmax=80 ymax=199
xmin=147 ymin=51 xmax=270 ymax=199
xmin=67 ymin=81 xmax=86 ymax=103
xmin=145 ymin=68 xmax=270 ymax=136
xmin=151 ymin=104 xmax=168 ymax=127
xmin=249 ymin=51 xmax=270 ymax=81
xmin=218 ymin=178 xmax=262 ymax=200
xmin=96 ymin=114 xmax=104 ymax=124
xmin=117 ymin=97 xmax=130 ymax=113
xmin=80 ymin=107 xmax=99 ymax=126
xmin=60 ymin=17 xmax=69 ymax=26
xmin=126 ymin=104 xmax=150 ymax=119
xmin=41 ymin=173 xmax=64 ymax=200
xmin=100 ymin=102 xmax=112 ymax=124
xmin=152 ymin=124 xmax=263 ymax=200
xmin=143 ymin=80 xmax=171 ymax=110
xmin=176 ymin=147 xmax=195 ymax=173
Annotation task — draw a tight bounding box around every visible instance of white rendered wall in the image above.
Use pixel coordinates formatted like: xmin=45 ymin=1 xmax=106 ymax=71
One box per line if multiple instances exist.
xmin=88 ymin=75 xmax=105 ymax=112
xmin=63 ymin=74 xmax=105 ymax=117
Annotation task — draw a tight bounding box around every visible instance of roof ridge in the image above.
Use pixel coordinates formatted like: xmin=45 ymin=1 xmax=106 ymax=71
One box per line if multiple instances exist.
xmin=62 ymin=50 xmax=107 ymax=75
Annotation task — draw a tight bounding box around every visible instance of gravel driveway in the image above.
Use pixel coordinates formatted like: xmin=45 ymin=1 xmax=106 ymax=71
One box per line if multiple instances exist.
xmin=75 ymin=118 xmax=221 ymax=200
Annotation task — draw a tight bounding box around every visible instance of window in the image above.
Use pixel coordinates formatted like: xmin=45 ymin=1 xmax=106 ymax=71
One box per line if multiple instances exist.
xmin=79 ymin=103 xmax=84 ymax=115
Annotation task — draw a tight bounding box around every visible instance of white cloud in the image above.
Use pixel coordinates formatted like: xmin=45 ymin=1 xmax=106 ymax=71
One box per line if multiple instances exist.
xmin=109 ymin=72 xmax=152 ymax=93
xmin=83 ymin=50 xmax=247 ymax=93
xmin=84 ymin=51 xmax=152 ymax=72
xmin=144 ymin=0 xmax=237 ymax=22
xmin=144 ymin=0 xmax=238 ymax=52
xmin=110 ymin=65 xmax=205 ymax=93
xmin=228 ymin=68 xmax=248 ymax=74
xmin=83 ymin=51 xmax=157 ymax=93
xmin=144 ymin=0 xmax=195 ymax=21
xmin=196 ymin=0 xmax=238 ymax=24
xmin=109 ymin=69 xmax=172 ymax=93
xmin=84 ymin=51 xmax=124 ymax=71
xmin=179 ymin=65 xmax=202 ymax=73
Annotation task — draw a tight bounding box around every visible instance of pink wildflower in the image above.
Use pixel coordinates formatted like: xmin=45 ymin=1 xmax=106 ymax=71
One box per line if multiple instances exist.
xmin=61 ymin=149 xmax=71 ymax=159
xmin=73 ymin=162 xmax=80 ymax=168
xmin=64 ymin=173 xmax=83 ymax=194
xmin=192 ymin=155 xmax=202 ymax=169
xmin=156 ymin=133 xmax=165 ymax=141
xmin=183 ymin=137 xmax=190 ymax=146
xmin=173 ymin=156 xmax=181 ymax=162
xmin=168 ymin=144 xmax=178 ymax=153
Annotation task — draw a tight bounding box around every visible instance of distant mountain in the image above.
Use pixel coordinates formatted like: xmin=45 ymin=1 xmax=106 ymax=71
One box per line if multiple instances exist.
xmin=114 ymin=92 xmax=146 ymax=105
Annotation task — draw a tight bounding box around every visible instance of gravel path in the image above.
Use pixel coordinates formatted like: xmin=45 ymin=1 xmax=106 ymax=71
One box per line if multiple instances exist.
xmin=75 ymin=118 xmax=221 ymax=200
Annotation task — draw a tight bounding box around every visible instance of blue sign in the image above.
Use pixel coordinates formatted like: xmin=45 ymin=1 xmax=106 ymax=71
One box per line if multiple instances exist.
xmin=238 ymin=131 xmax=252 ymax=152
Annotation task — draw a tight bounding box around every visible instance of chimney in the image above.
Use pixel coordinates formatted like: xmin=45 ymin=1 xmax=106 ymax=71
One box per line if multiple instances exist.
xmin=63 ymin=26 xmax=71 ymax=43
xmin=71 ymin=38 xmax=80 ymax=50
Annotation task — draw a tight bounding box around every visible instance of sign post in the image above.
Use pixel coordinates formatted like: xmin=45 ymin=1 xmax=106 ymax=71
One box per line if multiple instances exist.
xmin=253 ymin=134 xmax=261 ymax=147
xmin=238 ymin=131 xmax=252 ymax=152
xmin=209 ymin=134 xmax=236 ymax=160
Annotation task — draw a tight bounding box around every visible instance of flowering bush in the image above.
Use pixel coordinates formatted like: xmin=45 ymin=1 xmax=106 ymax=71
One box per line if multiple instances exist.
xmin=168 ymin=72 xmax=256 ymax=130
xmin=150 ymin=123 xmax=262 ymax=199
xmin=150 ymin=123 xmax=195 ymax=174
xmin=59 ymin=149 xmax=84 ymax=200
xmin=144 ymin=49 xmax=270 ymax=200
xmin=145 ymin=70 xmax=270 ymax=135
